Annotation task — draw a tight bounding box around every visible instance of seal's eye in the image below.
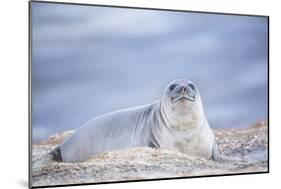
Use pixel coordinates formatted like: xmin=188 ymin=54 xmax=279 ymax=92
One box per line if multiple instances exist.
xmin=169 ymin=84 xmax=177 ymax=91
xmin=188 ymin=83 xmax=196 ymax=91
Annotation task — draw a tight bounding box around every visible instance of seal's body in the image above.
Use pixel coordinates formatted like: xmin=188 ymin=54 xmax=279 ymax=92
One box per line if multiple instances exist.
xmin=59 ymin=102 xmax=160 ymax=162
xmin=52 ymin=79 xmax=217 ymax=162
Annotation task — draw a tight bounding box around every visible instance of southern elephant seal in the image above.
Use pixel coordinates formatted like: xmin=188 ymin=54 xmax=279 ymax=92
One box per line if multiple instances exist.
xmin=49 ymin=79 xmax=222 ymax=163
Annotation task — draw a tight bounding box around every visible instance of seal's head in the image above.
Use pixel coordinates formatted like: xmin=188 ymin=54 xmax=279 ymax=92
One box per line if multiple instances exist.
xmin=161 ymin=79 xmax=202 ymax=124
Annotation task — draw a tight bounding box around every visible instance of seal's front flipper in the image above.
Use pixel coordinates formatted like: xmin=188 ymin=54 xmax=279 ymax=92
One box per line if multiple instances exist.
xmin=212 ymin=143 xmax=243 ymax=163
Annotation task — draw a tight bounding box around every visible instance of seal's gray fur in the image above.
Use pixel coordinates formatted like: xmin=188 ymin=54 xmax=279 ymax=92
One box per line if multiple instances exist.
xmin=54 ymin=79 xmax=220 ymax=162
xmin=59 ymin=102 xmax=162 ymax=162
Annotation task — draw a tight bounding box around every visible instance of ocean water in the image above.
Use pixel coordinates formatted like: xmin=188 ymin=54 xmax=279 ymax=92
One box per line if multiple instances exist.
xmin=31 ymin=2 xmax=268 ymax=142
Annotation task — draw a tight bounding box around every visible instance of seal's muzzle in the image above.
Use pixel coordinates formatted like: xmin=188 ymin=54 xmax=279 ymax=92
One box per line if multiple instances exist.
xmin=171 ymin=84 xmax=195 ymax=102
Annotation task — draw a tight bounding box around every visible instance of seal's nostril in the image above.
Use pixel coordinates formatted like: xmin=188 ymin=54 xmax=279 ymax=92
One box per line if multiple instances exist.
xmin=179 ymin=86 xmax=187 ymax=93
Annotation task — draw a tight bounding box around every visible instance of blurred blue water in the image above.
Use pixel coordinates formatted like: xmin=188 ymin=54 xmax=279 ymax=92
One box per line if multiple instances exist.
xmin=31 ymin=2 xmax=268 ymax=142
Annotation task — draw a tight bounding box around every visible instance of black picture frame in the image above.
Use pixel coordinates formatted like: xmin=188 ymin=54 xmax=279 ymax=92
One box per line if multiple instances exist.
xmin=28 ymin=1 xmax=269 ymax=188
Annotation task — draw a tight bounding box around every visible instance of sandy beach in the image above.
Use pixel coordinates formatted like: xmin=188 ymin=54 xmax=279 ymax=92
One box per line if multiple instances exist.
xmin=31 ymin=120 xmax=268 ymax=187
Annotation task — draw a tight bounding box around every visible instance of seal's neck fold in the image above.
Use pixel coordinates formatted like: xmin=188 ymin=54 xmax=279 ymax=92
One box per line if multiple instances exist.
xmin=160 ymin=97 xmax=206 ymax=129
